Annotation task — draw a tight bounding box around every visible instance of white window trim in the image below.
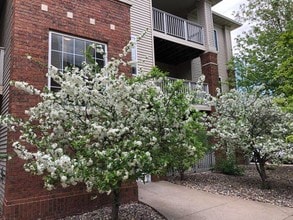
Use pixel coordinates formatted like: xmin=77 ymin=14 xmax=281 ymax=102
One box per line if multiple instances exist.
xmin=48 ymin=31 xmax=108 ymax=90
xmin=0 ymin=47 xmax=4 ymax=86
xmin=131 ymin=35 xmax=138 ymax=75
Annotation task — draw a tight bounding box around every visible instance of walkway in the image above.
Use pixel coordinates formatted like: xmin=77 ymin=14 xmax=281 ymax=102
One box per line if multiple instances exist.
xmin=138 ymin=181 xmax=293 ymax=220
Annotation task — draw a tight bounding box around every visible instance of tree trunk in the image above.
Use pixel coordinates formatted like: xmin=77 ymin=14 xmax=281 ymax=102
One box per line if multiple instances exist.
xmin=179 ymin=170 xmax=185 ymax=181
xmin=253 ymin=150 xmax=271 ymax=189
xmin=111 ymin=187 xmax=121 ymax=220
xmin=259 ymin=161 xmax=270 ymax=189
xmin=254 ymin=160 xmax=270 ymax=189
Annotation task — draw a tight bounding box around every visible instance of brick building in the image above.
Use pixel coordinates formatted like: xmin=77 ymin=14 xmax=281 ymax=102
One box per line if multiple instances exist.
xmin=129 ymin=0 xmax=240 ymax=169
xmin=0 ymin=0 xmax=137 ymax=219
xmin=0 ymin=0 xmax=241 ymax=219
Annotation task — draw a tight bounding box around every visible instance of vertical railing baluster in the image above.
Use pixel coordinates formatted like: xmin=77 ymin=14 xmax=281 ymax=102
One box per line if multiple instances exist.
xmin=184 ymin=21 xmax=186 ymax=38
xmin=163 ymin=12 xmax=167 ymax=34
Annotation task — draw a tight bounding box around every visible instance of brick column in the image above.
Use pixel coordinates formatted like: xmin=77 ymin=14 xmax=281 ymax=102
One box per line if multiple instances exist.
xmin=200 ymin=52 xmax=219 ymax=97
xmin=201 ymin=52 xmax=225 ymax=166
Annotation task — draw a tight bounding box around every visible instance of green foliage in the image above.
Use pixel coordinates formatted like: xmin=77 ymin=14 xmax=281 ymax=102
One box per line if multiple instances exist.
xmin=147 ymin=67 xmax=210 ymax=179
xmin=209 ymin=88 xmax=293 ymax=186
xmin=1 ymin=38 xmax=211 ymax=220
xmin=215 ymin=158 xmax=244 ymax=176
xmin=233 ymin=0 xmax=293 ymax=111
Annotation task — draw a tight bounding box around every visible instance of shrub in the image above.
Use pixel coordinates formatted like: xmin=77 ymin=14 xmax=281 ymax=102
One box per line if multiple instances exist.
xmin=215 ymin=158 xmax=244 ymax=176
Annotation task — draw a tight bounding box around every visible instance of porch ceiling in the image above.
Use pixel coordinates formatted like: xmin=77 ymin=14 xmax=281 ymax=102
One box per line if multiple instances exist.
xmin=0 ymin=1 xmax=4 ymax=15
xmin=152 ymin=0 xmax=222 ymax=16
xmin=152 ymin=0 xmax=199 ymax=16
xmin=154 ymin=37 xmax=204 ymax=65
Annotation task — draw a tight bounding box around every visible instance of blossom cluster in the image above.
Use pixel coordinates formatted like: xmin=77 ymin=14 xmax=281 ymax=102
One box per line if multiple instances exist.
xmin=209 ymin=87 xmax=293 ymax=163
xmin=0 ymin=39 xmax=210 ymax=194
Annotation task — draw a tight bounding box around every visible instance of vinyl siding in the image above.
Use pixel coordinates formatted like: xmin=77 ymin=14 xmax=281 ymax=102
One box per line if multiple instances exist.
xmin=214 ymin=24 xmax=229 ymax=92
xmin=0 ymin=0 xmax=13 ymax=208
xmin=191 ymin=57 xmax=202 ymax=82
xmin=187 ymin=8 xmax=198 ymax=23
xmin=197 ymin=0 xmax=216 ymax=52
xmin=130 ymin=0 xmax=154 ymax=73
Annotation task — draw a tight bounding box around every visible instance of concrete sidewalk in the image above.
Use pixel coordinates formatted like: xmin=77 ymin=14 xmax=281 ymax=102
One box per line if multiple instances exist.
xmin=138 ymin=181 xmax=293 ymax=220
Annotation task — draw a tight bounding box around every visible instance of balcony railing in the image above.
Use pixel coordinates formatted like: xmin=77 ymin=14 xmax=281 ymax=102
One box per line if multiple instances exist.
xmin=160 ymin=77 xmax=209 ymax=98
xmin=153 ymin=8 xmax=204 ymax=45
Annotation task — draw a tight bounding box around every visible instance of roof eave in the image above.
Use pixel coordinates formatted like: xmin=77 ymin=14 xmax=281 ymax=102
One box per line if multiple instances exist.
xmin=212 ymin=11 xmax=242 ymax=30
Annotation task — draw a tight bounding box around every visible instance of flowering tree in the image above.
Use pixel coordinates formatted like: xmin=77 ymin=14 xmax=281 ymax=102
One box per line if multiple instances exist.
xmin=0 ymin=42 xmax=210 ymax=218
xmin=233 ymin=0 xmax=293 ymax=112
xmin=148 ymin=68 xmax=210 ymax=180
xmin=209 ymin=88 xmax=293 ymax=188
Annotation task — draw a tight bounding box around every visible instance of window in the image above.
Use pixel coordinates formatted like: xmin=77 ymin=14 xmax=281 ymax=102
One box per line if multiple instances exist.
xmin=213 ymin=30 xmax=219 ymax=51
xmin=218 ymin=77 xmax=222 ymax=92
xmin=130 ymin=36 xmax=138 ymax=75
xmin=48 ymin=32 xmax=107 ymax=90
xmin=0 ymin=48 xmax=4 ymax=87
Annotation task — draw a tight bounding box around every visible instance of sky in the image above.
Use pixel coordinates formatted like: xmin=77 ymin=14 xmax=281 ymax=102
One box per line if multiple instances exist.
xmin=212 ymin=0 xmax=250 ymax=47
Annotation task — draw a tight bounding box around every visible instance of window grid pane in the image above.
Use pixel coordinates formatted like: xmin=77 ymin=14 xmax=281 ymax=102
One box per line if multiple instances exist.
xmin=49 ymin=32 xmax=107 ymax=90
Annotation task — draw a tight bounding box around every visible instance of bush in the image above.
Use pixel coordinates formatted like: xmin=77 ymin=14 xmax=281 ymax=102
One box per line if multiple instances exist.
xmin=215 ymin=158 xmax=244 ymax=176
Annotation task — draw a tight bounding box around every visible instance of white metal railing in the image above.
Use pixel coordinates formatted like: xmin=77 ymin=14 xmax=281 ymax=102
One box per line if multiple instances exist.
xmin=0 ymin=48 xmax=4 ymax=86
xmin=160 ymin=77 xmax=209 ymax=97
xmin=192 ymin=151 xmax=215 ymax=172
xmin=168 ymin=151 xmax=215 ymax=176
xmin=153 ymin=8 xmax=204 ymax=45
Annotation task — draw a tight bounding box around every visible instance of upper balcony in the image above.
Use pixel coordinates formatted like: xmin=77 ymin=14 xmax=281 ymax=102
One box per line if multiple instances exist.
xmin=152 ymin=7 xmax=206 ymax=65
xmin=152 ymin=8 xmax=206 ymax=52
xmin=153 ymin=8 xmax=204 ymax=46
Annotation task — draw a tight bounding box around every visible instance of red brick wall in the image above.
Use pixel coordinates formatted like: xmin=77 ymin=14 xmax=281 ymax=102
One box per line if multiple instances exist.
xmin=3 ymin=0 xmax=137 ymax=219
xmin=200 ymin=52 xmax=219 ymax=97
xmin=3 ymin=182 xmax=138 ymax=219
xmin=200 ymin=52 xmax=224 ymax=164
xmin=0 ymin=0 xmax=14 ymax=210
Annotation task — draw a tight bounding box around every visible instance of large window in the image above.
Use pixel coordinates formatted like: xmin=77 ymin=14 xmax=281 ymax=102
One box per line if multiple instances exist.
xmin=48 ymin=32 xmax=107 ymax=90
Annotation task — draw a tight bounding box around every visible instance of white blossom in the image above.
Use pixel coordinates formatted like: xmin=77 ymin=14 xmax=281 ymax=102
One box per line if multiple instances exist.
xmin=208 ymin=88 xmax=293 ymax=183
xmin=0 ymin=38 xmax=210 ymax=197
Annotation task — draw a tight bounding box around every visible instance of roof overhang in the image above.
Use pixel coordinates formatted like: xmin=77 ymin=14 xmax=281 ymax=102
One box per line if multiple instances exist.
xmin=118 ymin=0 xmax=132 ymax=6
xmin=211 ymin=0 xmax=222 ymax=6
xmin=212 ymin=11 xmax=242 ymax=30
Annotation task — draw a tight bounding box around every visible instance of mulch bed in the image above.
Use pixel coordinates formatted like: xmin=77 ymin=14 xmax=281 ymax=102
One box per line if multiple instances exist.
xmin=168 ymin=164 xmax=293 ymax=208
xmin=61 ymin=202 xmax=166 ymax=220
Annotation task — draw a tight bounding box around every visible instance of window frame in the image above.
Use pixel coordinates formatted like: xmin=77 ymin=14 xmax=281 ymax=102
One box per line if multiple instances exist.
xmin=48 ymin=31 xmax=108 ymax=90
xmin=213 ymin=30 xmax=219 ymax=51
xmin=0 ymin=47 xmax=4 ymax=86
xmin=130 ymin=35 xmax=138 ymax=75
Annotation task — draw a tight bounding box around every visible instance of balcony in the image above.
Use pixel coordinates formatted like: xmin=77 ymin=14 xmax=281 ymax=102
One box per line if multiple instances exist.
xmin=152 ymin=8 xmax=205 ymax=65
xmin=160 ymin=77 xmax=211 ymax=111
xmin=161 ymin=77 xmax=209 ymax=93
xmin=153 ymin=8 xmax=204 ymax=46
